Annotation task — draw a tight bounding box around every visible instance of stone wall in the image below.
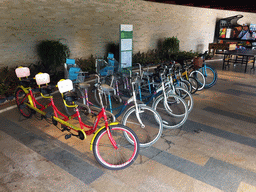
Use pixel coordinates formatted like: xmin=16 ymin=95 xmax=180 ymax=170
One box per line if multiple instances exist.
xmin=1 ymin=0 xmax=256 ymax=67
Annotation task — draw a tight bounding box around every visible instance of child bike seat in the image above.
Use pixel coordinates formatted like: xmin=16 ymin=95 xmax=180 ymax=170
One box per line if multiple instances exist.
xmin=15 ymin=67 xmax=30 ymax=78
xmin=63 ymin=92 xmax=78 ymax=102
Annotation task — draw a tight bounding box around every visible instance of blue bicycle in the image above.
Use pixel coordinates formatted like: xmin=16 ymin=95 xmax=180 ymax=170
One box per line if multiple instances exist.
xmin=197 ymin=51 xmax=218 ymax=89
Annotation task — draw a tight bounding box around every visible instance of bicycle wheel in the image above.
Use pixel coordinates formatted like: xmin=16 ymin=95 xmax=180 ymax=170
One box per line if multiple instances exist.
xmin=188 ymin=76 xmax=198 ymax=94
xmin=93 ymin=125 xmax=139 ymax=170
xmin=174 ymin=80 xmax=189 ymax=92
xmin=166 ymin=87 xmax=193 ymax=114
xmin=15 ymin=88 xmax=32 ymax=118
xmin=64 ymin=86 xmax=85 ymax=116
xmin=121 ymin=105 xmax=163 ymax=148
xmin=153 ymin=94 xmax=188 ymax=129
xmin=198 ymin=64 xmax=217 ymax=89
xmin=181 ymin=79 xmax=192 ymax=93
xmin=189 ymin=70 xmax=205 ymax=91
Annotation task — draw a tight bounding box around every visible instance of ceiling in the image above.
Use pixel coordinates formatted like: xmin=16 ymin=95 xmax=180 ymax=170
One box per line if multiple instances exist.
xmin=145 ymin=1 xmax=256 ymax=13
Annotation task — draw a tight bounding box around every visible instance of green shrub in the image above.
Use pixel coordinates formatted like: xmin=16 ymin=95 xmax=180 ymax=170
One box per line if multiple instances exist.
xmin=36 ymin=40 xmax=70 ymax=74
xmin=162 ymin=37 xmax=179 ymax=59
xmin=76 ymin=55 xmax=96 ymax=74
xmin=0 ymin=66 xmax=19 ymax=97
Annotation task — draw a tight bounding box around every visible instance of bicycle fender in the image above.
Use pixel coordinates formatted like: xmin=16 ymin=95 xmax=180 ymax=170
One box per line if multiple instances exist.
xmin=89 ymin=122 xmax=119 ymax=151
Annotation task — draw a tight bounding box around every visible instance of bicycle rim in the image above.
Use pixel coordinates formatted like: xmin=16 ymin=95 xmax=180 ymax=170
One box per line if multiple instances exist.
xmin=199 ymin=65 xmax=217 ymax=88
xmin=153 ymin=94 xmax=188 ymax=129
xmin=168 ymin=87 xmax=193 ymax=113
xmin=93 ymin=125 xmax=139 ymax=170
xmin=189 ymin=70 xmax=205 ymax=91
xmin=122 ymin=106 xmax=163 ymax=147
xmin=188 ymin=76 xmax=199 ymax=94
xmin=181 ymin=79 xmax=192 ymax=93
xmin=15 ymin=88 xmax=32 ymax=118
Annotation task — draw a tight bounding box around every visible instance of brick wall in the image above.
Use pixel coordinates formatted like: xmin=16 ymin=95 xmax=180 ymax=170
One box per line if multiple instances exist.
xmin=1 ymin=0 xmax=256 ymax=67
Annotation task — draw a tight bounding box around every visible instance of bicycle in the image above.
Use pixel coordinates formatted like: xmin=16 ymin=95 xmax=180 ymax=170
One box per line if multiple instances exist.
xmin=193 ymin=51 xmax=218 ymax=89
xmin=71 ymin=70 xmax=163 ymax=148
xmin=138 ymin=64 xmax=193 ymax=116
xmin=133 ymin=70 xmax=189 ymax=129
xmin=108 ymin=79 xmax=163 ymax=148
xmin=14 ymin=67 xmax=140 ymax=170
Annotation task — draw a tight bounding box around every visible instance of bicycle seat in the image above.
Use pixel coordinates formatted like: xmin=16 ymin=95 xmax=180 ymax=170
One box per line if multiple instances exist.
xmin=134 ymin=78 xmax=143 ymax=85
xmin=40 ymin=86 xmax=53 ymax=95
xmin=19 ymin=79 xmax=35 ymax=87
xmin=78 ymin=82 xmax=90 ymax=89
xmin=63 ymin=92 xmax=78 ymax=102
xmin=121 ymin=73 xmax=130 ymax=78
xmin=143 ymin=71 xmax=153 ymax=76
xmin=101 ymin=84 xmax=115 ymax=93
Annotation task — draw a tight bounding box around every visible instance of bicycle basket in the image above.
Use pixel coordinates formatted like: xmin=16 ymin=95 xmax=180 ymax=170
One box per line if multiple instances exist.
xmin=193 ymin=57 xmax=203 ymax=69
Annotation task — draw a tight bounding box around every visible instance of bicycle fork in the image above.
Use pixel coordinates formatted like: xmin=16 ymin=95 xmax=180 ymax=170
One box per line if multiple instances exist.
xmin=131 ymin=82 xmax=145 ymax=128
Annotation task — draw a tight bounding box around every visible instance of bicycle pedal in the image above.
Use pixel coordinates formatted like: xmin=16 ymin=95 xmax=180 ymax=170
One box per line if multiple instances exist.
xmin=52 ymin=117 xmax=58 ymax=126
xmin=65 ymin=134 xmax=72 ymax=139
xmin=61 ymin=125 xmax=70 ymax=132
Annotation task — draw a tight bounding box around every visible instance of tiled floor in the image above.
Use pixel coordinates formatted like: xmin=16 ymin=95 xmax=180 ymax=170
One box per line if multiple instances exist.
xmin=0 ymin=56 xmax=256 ymax=192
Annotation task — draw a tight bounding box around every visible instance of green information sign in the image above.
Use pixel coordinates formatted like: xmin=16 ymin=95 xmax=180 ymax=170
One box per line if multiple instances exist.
xmin=120 ymin=31 xmax=133 ymax=39
xmin=120 ymin=24 xmax=133 ymax=68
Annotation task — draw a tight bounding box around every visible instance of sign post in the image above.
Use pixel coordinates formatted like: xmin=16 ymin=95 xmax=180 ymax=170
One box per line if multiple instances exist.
xmin=120 ymin=24 xmax=133 ymax=69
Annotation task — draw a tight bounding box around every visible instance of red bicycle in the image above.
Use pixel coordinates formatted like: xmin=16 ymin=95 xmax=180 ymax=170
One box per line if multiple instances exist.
xmin=15 ymin=67 xmax=140 ymax=170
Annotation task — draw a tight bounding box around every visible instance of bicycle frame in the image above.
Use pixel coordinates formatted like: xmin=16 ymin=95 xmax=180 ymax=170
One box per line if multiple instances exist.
xmin=18 ymin=82 xmax=118 ymax=150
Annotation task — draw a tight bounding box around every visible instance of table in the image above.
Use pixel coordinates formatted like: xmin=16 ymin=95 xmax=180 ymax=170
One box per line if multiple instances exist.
xmin=222 ymin=49 xmax=256 ymax=73
xmin=209 ymin=43 xmax=230 ymax=56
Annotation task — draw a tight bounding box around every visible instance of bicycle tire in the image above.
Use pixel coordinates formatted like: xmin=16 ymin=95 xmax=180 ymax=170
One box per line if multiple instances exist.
xmin=167 ymin=87 xmax=193 ymax=114
xmin=15 ymin=88 xmax=32 ymax=118
xmin=198 ymin=64 xmax=217 ymax=89
xmin=153 ymin=94 xmax=188 ymax=129
xmin=188 ymin=76 xmax=199 ymax=94
xmin=174 ymin=80 xmax=189 ymax=92
xmin=181 ymin=79 xmax=192 ymax=93
xmin=189 ymin=70 xmax=205 ymax=91
xmin=93 ymin=125 xmax=139 ymax=170
xmin=121 ymin=105 xmax=163 ymax=148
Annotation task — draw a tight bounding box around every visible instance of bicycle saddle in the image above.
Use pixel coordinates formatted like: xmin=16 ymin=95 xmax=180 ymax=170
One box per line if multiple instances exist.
xmin=78 ymin=82 xmax=90 ymax=89
xmin=101 ymin=84 xmax=115 ymax=93
xmin=19 ymin=78 xmax=36 ymax=87
xmin=143 ymin=71 xmax=153 ymax=76
xmin=40 ymin=85 xmax=54 ymax=95
xmin=63 ymin=92 xmax=78 ymax=102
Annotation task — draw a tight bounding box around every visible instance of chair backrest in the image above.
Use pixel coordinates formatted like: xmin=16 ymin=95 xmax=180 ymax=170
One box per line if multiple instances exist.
xmin=15 ymin=67 xmax=30 ymax=78
xmin=64 ymin=58 xmax=82 ymax=81
xmin=57 ymin=79 xmax=73 ymax=93
xmin=35 ymin=73 xmax=50 ymax=85
xmin=66 ymin=59 xmax=76 ymax=65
